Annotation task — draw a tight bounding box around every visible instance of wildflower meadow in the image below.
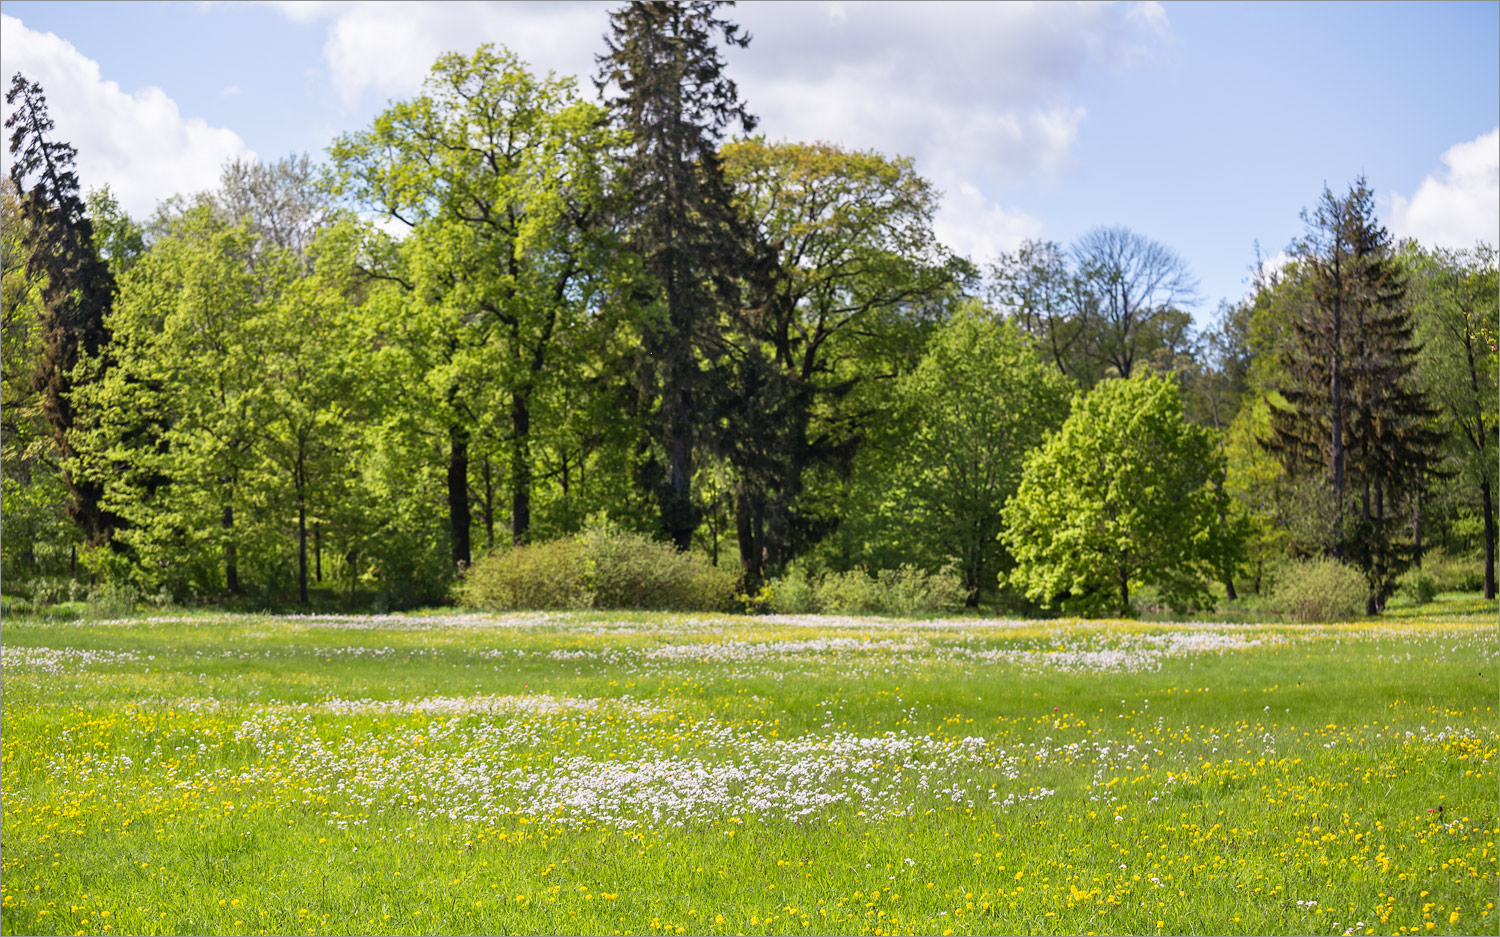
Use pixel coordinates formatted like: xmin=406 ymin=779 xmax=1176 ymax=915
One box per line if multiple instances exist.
xmin=1 ymin=601 xmax=1495 ymax=936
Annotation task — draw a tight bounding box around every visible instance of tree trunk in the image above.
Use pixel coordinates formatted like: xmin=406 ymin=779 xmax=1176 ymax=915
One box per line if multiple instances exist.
xmin=480 ymin=455 xmax=495 ymax=552
xmin=736 ymin=487 xmax=763 ymax=593
xmin=447 ymin=422 xmax=471 ymax=569
xmin=296 ymin=452 xmax=308 ymax=605
xmin=1118 ymin=567 xmax=1130 ymax=617
xmin=667 ymin=405 xmax=694 ymax=551
xmin=1412 ymin=492 xmax=1423 ymax=568
xmin=314 ymin=524 xmax=322 ymax=583
xmin=223 ymin=504 xmax=239 ymax=595
xmin=511 ymin=390 xmax=532 ymax=545
xmin=1483 ymin=475 xmax=1497 ymax=600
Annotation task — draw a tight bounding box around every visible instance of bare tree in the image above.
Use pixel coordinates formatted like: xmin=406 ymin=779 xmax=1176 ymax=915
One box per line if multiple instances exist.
xmin=215 ymin=153 xmax=333 ymax=261
xmin=1073 ymin=226 xmax=1199 ymax=378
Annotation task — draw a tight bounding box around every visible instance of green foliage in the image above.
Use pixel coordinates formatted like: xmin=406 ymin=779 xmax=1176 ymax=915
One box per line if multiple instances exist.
xmin=1395 ymin=567 xmax=1437 ymax=605
xmin=575 ymin=525 xmax=736 ymax=612
xmin=766 ymin=564 xmax=965 ymax=616
xmin=5 ymin=75 xmax=119 ymax=545
xmin=1406 ymin=242 xmax=1498 ymax=597
xmin=1270 ymin=557 xmax=1368 ymax=622
xmin=328 ymin=44 xmax=625 ymax=558
xmin=716 ymin=137 xmax=965 ymax=584
xmin=83 ymin=580 xmax=141 ymax=618
xmin=1266 ymin=178 xmax=1440 ymax=610
xmin=1419 ymin=548 xmax=1486 ymax=594
xmin=459 ymin=524 xmax=736 ymax=612
xmin=871 ymin=305 xmax=1072 ymax=604
xmin=459 ymin=538 xmax=587 ymax=611
xmin=598 ymin=4 xmax=758 ymax=550
xmin=1003 ymin=372 xmax=1240 ymax=616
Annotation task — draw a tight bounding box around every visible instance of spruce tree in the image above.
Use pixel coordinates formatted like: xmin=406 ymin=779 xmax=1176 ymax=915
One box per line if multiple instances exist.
xmin=1268 ymin=178 xmax=1442 ymax=610
xmin=5 ymin=74 xmax=119 ymax=546
xmin=596 ymin=1 xmax=759 ymax=550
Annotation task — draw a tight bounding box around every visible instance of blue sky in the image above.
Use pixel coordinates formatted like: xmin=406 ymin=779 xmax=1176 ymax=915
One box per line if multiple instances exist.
xmin=2 ymin=0 xmax=1496 ymax=319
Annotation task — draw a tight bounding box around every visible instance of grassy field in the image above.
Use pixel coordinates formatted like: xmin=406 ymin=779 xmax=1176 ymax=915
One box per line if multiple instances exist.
xmin=1 ymin=599 xmax=1495 ymax=936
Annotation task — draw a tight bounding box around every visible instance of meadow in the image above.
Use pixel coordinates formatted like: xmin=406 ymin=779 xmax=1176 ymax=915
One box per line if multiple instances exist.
xmin=1 ymin=600 xmax=1495 ymax=936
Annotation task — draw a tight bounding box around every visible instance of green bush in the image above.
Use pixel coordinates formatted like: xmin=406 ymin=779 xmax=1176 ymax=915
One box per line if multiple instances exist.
xmin=85 ymin=581 xmax=140 ymax=618
xmin=1271 ymin=557 xmax=1368 ymax=622
xmin=459 ymin=538 xmax=588 ymax=611
xmin=1396 ymin=567 xmax=1438 ymax=605
xmin=813 ymin=569 xmax=882 ymax=615
xmin=766 ymin=564 xmax=965 ymax=616
xmin=766 ymin=566 xmax=819 ymax=614
xmin=460 ymin=524 xmax=736 ymax=612
xmin=1420 ymin=548 xmax=1486 ymax=594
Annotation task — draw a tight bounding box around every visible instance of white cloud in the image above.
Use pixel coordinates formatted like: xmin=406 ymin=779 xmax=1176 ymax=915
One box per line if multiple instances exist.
xmin=286 ymin=1 xmax=609 ymax=106
xmin=932 ymin=175 xmax=1044 ymax=263
xmin=268 ymin=0 xmax=1170 ymax=262
xmin=0 ymin=14 xmax=253 ymax=219
xmin=1389 ymin=128 xmax=1500 ymax=249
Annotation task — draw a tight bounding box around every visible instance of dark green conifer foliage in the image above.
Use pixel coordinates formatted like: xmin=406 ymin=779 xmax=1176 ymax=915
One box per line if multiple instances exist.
xmin=596 ymin=1 xmax=759 ymax=550
xmin=1268 ymin=178 xmax=1442 ymax=610
xmin=5 ymin=74 xmax=119 ymax=546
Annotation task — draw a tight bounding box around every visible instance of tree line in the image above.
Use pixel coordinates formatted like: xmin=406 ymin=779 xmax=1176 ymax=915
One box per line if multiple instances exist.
xmin=3 ymin=1 xmax=1495 ymax=614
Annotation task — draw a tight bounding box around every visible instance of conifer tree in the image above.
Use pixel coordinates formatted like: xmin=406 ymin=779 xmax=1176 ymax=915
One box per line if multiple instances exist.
xmin=1268 ymin=178 xmax=1442 ymax=610
xmin=5 ymin=74 xmax=118 ymax=545
xmin=596 ymin=1 xmax=759 ymax=550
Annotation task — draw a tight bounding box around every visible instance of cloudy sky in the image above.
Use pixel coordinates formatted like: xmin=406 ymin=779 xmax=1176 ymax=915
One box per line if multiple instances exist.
xmin=2 ymin=0 xmax=1496 ymax=317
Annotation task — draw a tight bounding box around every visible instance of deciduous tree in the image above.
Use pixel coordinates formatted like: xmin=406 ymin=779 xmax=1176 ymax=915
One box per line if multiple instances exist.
xmin=1003 ymin=372 xmax=1237 ymax=616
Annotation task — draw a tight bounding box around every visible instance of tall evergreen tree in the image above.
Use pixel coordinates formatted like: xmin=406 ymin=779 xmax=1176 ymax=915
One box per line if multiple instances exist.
xmin=596 ymin=0 xmax=760 ymax=550
xmin=5 ymin=74 xmax=119 ymax=546
xmin=1267 ymin=178 xmax=1441 ymax=610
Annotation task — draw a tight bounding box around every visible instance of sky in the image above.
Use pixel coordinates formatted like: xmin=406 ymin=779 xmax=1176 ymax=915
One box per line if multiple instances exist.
xmin=2 ymin=0 xmax=1496 ymax=320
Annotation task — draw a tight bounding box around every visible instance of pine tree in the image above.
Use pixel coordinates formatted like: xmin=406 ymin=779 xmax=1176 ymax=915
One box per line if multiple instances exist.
xmin=596 ymin=1 xmax=759 ymax=550
xmin=1268 ymin=178 xmax=1442 ymax=610
xmin=5 ymin=74 xmax=119 ymax=546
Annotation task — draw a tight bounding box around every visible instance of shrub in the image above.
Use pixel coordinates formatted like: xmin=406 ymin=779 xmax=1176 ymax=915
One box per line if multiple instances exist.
xmin=1420 ymin=548 xmax=1485 ymax=594
xmin=460 ymin=524 xmax=736 ymax=613
xmin=85 ymin=581 xmax=140 ymax=618
xmin=1396 ymin=567 xmax=1438 ymax=605
xmin=1271 ymin=558 xmax=1368 ymax=622
xmin=576 ymin=525 xmax=737 ymax=612
xmin=813 ymin=569 xmax=882 ymax=615
xmin=766 ymin=564 xmax=966 ymax=616
xmin=459 ymin=538 xmax=587 ymax=611
xmin=766 ymin=565 xmax=819 ymax=614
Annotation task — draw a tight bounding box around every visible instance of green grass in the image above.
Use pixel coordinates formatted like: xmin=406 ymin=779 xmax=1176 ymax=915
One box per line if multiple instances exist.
xmin=1 ymin=600 xmax=1495 ymax=936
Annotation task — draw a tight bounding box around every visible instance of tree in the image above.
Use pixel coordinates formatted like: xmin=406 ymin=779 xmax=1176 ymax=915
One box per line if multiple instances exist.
xmin=1071 ymin=226 xmax=1199 ymax=380
xmin=717 ymin=138 xmax=963 ymax=585
xmin=5 ymin=73 xmax=119 ymax=546
xmin=596 ymin=0 xmax=761 ymax=550
xmin=990 ymin=239 xmax=1102 ymax=386
xmin=1267 ymin=178 xmax=1442 ymax=610
xmin=85 ymin=185 xmax=146 ymax=279
xmin=1407 ymin=243 xmax=1499 ymax=597
xmin=1003 ymin=372 xmax=1237 ymax=617
xmin=330 ymin=45 xmax=620 ymax=560
xmin=214 ymin=154 xmax=332 ymax=261
xmin=881 ymin=305 xmax=1072 ymax=604
xmin=1 ymin=176 xmax=79 ymax=581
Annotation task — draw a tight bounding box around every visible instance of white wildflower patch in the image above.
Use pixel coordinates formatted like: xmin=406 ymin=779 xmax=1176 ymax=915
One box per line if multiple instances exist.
xmin=974 ymin=630 xmax=1279 ymax=673
xmin=1 ymin=645 xmax=141 ymax=674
